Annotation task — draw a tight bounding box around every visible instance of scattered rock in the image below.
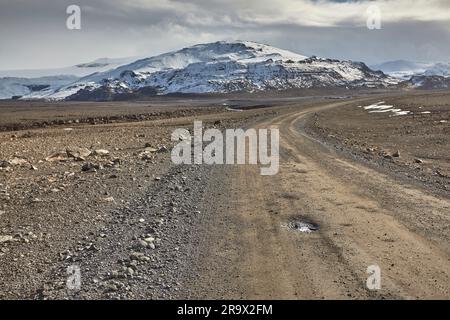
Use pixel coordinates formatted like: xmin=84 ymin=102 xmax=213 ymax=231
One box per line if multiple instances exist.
xmin=141 ymin=153 xmax=153 ymax=161
xmin=45 ymin=152 xmax=68 ymax=162
xmin=85 ymin=242 xmax=97 ymax=251
xmin=138 ymin=240 xmax=148 ymax=248
xmin=0 ymin=160 xmax=11 ymax=168
xmin=0 ymin=235 xmax=13 ymax=244
xmin=66 ymin=147 xmax=91 ymax=161
xmin=173 ymin=132 xmax=191 ymax=141
xmin=130 ymin=252 xmax=144 ymax=260
xmin=9 ymin=157 xmax=28 ymax=166
xmin=157 ymin=146 xmax=169 ymax=153
xmin=140 ymin=146 xmax=158 ymax=160
xmin=93 ymin=149 xmax=110 ymax=157
xmin=82 ymin=162 xmax=102 ymax=172
xmin=143 ymin=237 xmax=154 ymax=243
xmin=143 ymin=147 xmax=157 ymax=153
xmin=414 ymin=158 xmax=424 ymax=164
xmin=392 ymin=150 xmax=400 ymax=158
xmin=436 ymin=170 xmax=449 ymax=178
xmin=104 ymin=282 xmax=118 ymax=292
xmin=103 ymin=197 xmax=115 ymax=202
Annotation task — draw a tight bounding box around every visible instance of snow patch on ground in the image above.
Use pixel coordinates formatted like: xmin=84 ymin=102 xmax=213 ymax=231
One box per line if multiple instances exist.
xmin=361 ymin=101 xmax=412 ymax=116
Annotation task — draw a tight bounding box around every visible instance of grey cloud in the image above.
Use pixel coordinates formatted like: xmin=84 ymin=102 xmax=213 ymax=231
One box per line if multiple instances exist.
xmin=0 ymin=0 xmax=449 ymax=70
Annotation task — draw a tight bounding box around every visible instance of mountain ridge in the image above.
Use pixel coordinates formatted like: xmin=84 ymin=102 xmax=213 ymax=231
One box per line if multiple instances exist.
xmin=372 ymin=60 xmax=450 ymax=80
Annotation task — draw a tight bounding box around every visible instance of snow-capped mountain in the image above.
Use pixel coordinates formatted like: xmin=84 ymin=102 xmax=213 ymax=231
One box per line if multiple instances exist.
xmin=0 ymin=57 xmax=138 ymax=99
xmin=422 ymin=63 xmax=450 ymax=77
xmin=0 ymin=75 xmax=78 ymax=100
xmin=371 ymin=60 xmax=432 ymax=80
xmin=20 ymin=41 xmax=395 ymax=101
xmin=0 ymin=41 xmax=399 ymax=100
xmin=372 ymin=60 xmax=450 ymax=89
xmin=406 ymin=75 xmax=450 ymax=89
xmin=0 ymin=57 xmax=139 ymax=78
xmin=372 ymin=60 xmax=450 ymax=79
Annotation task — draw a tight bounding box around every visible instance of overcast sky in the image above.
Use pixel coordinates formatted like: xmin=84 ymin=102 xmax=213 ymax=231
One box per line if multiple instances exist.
xmin=0 ymin=0 xmax=449 ymax=70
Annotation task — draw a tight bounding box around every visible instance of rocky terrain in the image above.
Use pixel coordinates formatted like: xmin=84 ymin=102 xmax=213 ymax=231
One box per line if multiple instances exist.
xmin=303 ymin=91 xmax=450 ymax=197
xmin=0 ymin=99 xmax=279 ymax=299
xmin=1 ymin=92 xmax=449 ymax=300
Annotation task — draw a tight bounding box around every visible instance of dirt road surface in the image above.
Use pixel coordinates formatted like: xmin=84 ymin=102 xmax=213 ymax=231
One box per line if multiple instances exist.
xmin=189 ymin=102 xmax=450 ymax=300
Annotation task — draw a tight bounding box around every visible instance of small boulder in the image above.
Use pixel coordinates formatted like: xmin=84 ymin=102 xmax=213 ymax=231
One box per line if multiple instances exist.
xmin=45 ymin=152 xmax=68 ymax=162
xmin=143 ymin=147 xmax=157 ymax=153
xmin=81 ymin=162 xmax=101 ymax=172
xmin=103 ymin=196 xmax=115 ymax=202
xmin=138 ymin=240 xmax=148 ymax=248
xmin=143 ymin=237 xmax=154 ymax=243
xmin=66 ymin=147 xmax=91 ymax=161
xmin=9 ymin=157 xmax=28 ymax=166
xmin=0 ymin=235 xmax=13 ymax=244
xmin=157 ymin=146 xmax=169 ymax=153
xmin=0 ymin=160 xmax=11 ymax=168
xmin=93 ymin=149 xmax=110 ymax=157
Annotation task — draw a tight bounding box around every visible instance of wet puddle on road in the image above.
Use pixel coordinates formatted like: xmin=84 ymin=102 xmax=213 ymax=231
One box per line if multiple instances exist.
xmin=282 ymin=219 xmax=319 ymax=233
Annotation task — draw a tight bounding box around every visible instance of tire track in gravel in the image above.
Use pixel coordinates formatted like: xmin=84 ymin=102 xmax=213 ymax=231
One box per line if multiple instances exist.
xmin=42 ymin=162 xmax=221 ymax=299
